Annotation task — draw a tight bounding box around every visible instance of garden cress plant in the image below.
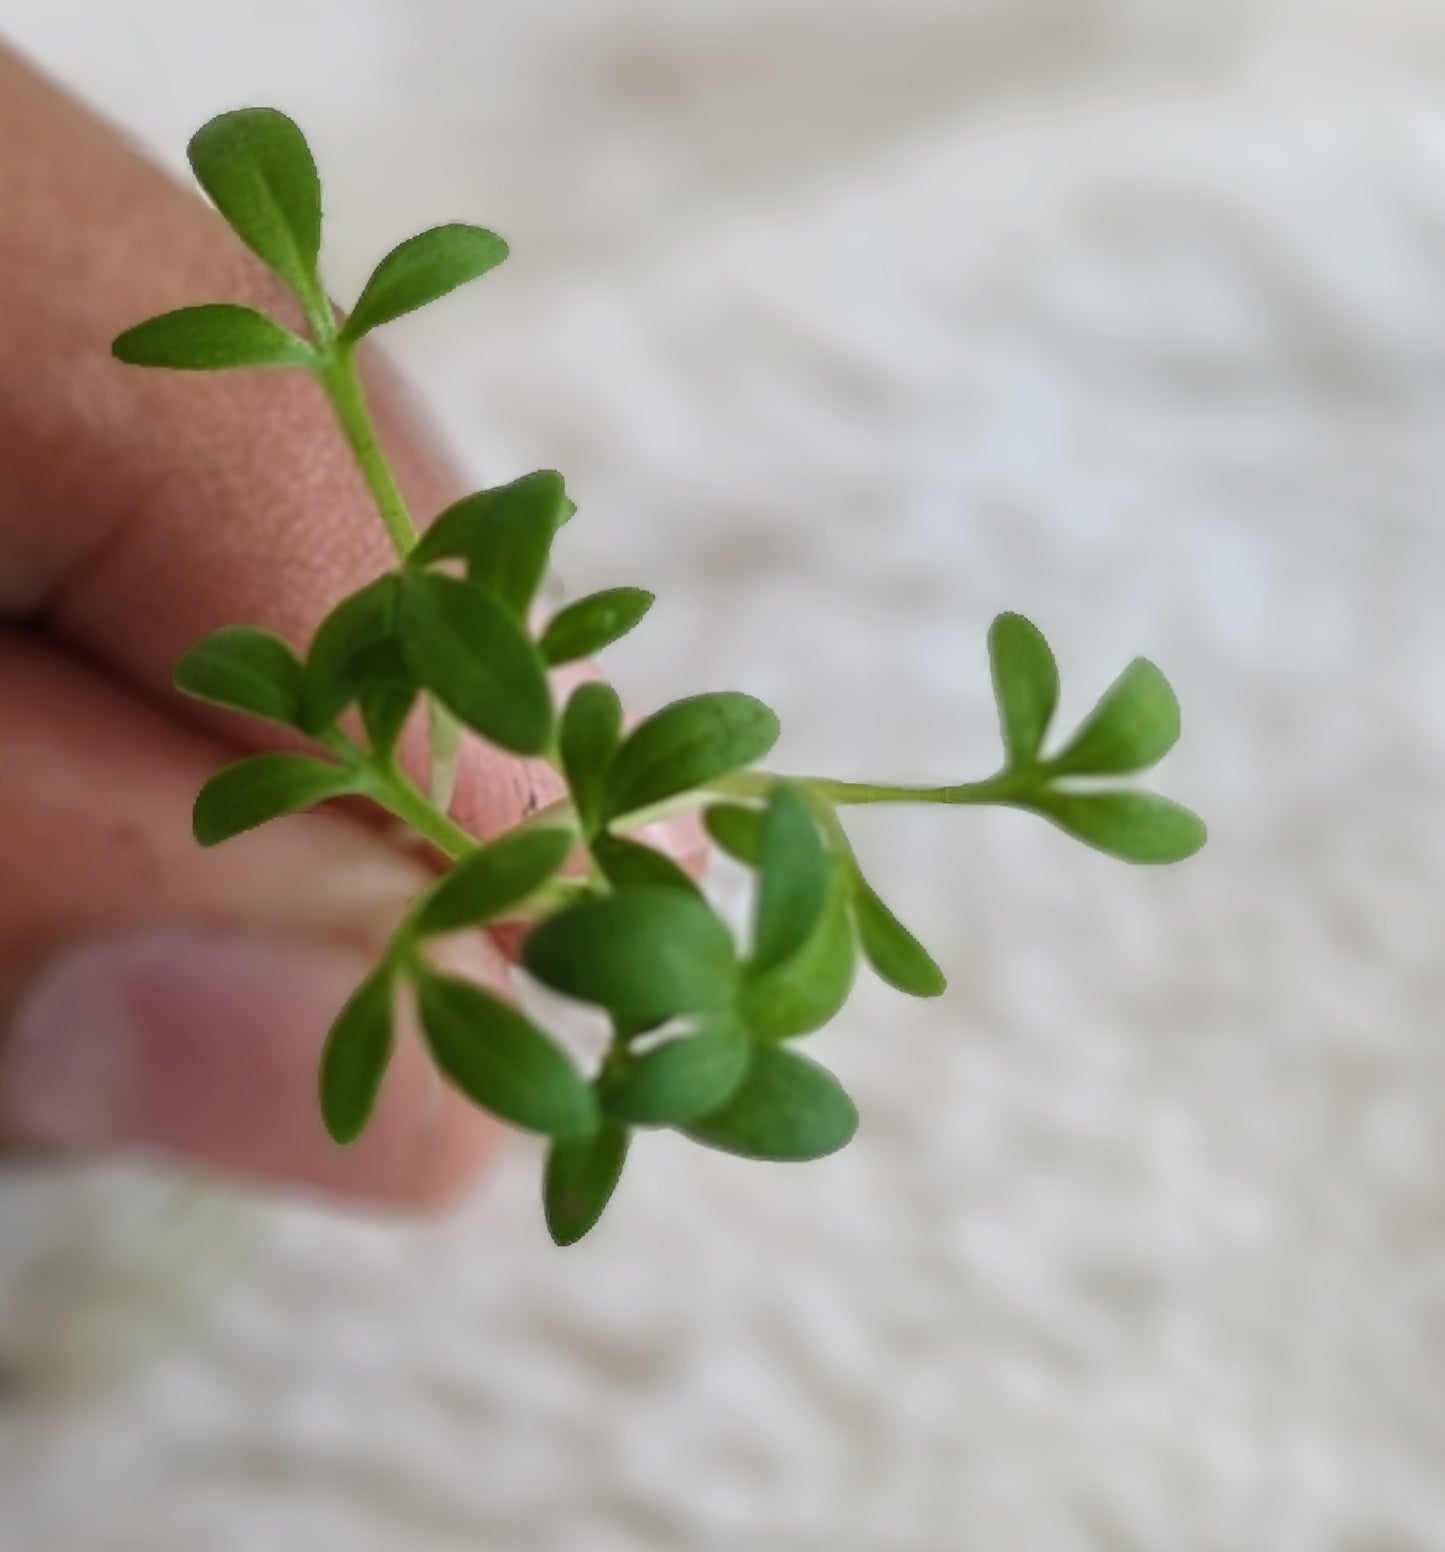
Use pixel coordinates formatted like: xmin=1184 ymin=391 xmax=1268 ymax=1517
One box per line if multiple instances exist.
xmin=112 ymin=109 xmax=1206 ymax=1245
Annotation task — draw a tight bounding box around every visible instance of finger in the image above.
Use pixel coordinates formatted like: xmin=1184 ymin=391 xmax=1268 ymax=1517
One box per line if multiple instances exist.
xmin=0 ymin=628 xmax=500 ymax=1206
xmin=0 ymin=48 xmax=556 ymax=841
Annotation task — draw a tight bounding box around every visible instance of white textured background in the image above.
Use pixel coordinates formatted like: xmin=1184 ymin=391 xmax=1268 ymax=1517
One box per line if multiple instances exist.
xmin=3 ymin=3 xmax=1445 ymax=1548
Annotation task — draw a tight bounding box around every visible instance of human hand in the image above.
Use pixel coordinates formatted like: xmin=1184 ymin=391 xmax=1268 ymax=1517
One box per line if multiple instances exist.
xmin=0 ymin=48 xmax=563 ymax=1206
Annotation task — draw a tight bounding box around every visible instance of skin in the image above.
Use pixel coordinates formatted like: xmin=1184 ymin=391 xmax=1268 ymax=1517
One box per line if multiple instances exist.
xmin=0 ymin=48 xmax=686 ymax=1207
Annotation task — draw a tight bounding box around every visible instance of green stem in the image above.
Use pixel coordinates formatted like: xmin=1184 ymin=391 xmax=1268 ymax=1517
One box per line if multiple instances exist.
xmin=796 ymin=773 xmax=1030 ymax=807
xmin=365 ymin=766 xmax=481 ymax=861
xmin=318 ymin=344 xmax=418 ymax=559
xmin=317 ymin=341 xmax=473 ymax=815
xmin=586 ymin=767 xmax=1034 ymax=841
xmin=709 ymin=769 xmax=1031 ymax=809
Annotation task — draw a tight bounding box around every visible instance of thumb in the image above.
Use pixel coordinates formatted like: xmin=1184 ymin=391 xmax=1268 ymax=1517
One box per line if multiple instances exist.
xmin=0 ymin=632 xmax=501 ymax=1207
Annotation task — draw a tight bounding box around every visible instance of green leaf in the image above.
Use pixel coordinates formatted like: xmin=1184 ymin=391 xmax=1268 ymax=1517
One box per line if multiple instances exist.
xmin=605 ymin=1014 xmax=751 ymax=1126
xmin=523 ymin=885 xmax=738 ymax=1026
xmin=187 ymin=108 xmax=323 ymax=305
xmin=341 ymin=224 xmax=509 ymax=343
xmin=193 ymin=753 xmax=360 ymax=846
xmin=741 ymin=869 xmax=857 ymax=1040
xmin=415 ymin=968 xmax=597 ymax=1138
xmin=989 ymin=612 xmax=1059 ymax=769
xmin=703 ymin=803 xmax=762 ymax=865
xmin=300 ymin=573 xmax=402 ymax=734
xmin=851 ymin=877 xmax=946 ymax=997
xmin=398 ymin=571 xmax=553 ymax=755
xmin=173 ymin=625 xmax=303 ymax=726
xmin=409 ymin=472 xmax=572 ymax=620
xmin=1029 ymin=790 xmax=1207 ymax=864
xmin=685 ymin=1045 xmax=858 ymax=1162
xmin=1049 ymin=659 xmax=1182 ymax=777
xmin=603 ymin=692 xmax=780 ymax=822
xmin=112 ymin=305 xmax=315 ymax=371
xmin=539 ymin=588 xmax=654 ymax=667
xmin=752 ymin=785 xmax=830 ymax=973
xmin=319 ymin=964 xmax=396 ymax=1144
xmin=544 ymin=1121 xmax=629 ymax=1247
xmin=592 ymin=832 xmax=700 ymax=895
xmin=414 ymin=826 xmax=573 ymax=936
xmin=560 ymin=682 xmax=623 ymax=836
xmin=360 ymin=677 xmax=418 ymax=760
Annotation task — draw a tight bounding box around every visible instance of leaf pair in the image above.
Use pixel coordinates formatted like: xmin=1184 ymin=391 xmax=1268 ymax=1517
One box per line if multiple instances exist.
xmin=552 ymin=684 xmax=782 ymax=842
xmin=737 ymin=786 xmax=858 ymax=1040
xmin=521 ymin=883 xmax=739 ymax=1246
xmin=321 ymin=826 xmax=583 ymax=1144
xmin=987 ymin=613 xmax=1205 ymax=864
xmin=302 ymin=568 xmax=553 ymax=756
xmin=606 ymin=1022 xmax=858 ymax=1168
xmin=542 ymin=1014 xmax=855 ymax=1245
xmin=173 ymin=602 xmax=425 ymax=761
xmin=112 ymin=108 xmax=508 ymax=374
xmin=705 ymin=794 xmax=947 ymax=1002
xmin=520 ymin=785 xmax=862 ymax=1221
xmin=178 ymin=574 xmax=555 ymax=842
xmin=522 ymin=879 xmax=857 ymax=1150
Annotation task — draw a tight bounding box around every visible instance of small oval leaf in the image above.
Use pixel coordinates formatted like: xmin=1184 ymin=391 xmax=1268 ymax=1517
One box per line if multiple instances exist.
xmin=522 ymin=886 xmax=738 ymax=1026
xmin=360 ymin=678 xmax=419 ymax=760
xmin=300 ymin=573 xmax=403 ymax=733
xmin=685 ymin=1045 xmax=858 ymax=1162
xmin=398 ymin=572 xmax=553 ymax=755
xmin=174 ymin=625 xmax=304 ymax=726
xmin=415 ymin=826 xmax=574 ymax=936
xmin=703 ymin=803 xmax=762 ymax=865
xmin=603 ymin=692 xmax=780 ymax=822
xmin=544 ymin=1121 xmax=629 ymax=1247
xmin=605 ymin=1015 xmax=751 ymax=1126
xmin=341 ymin=224 xmax=509 ymax=343
xmin=1029 ymin=789 xmax=1207 ymax=864
xmin=539 ymin=587 xmax=655 ymax=666
xmin=1049 ymin=658 xmax=1182 ymax=778
xmin=193 ymin=754 xmax=360 ymax=846
xmin=112 ymin=305 xmax=314 ymax=371
xmin=989 ymin=612 xmax=1060 ymax=769
xmin=560 ymin=682 xmax=623 ymax=836
xmin=852 ymin=877 xmax=946 ymax=997
xmin=409 ymin=471 xmax=571 ymax=620
xmin=741 ymin=871 xmax=857 ymax=1040
xmin=319 ymin=965 xmax=396 ymax=1144
xmin=188 ymin=108 xmax=322 ymax=302
xmin=752 ymin=784 xmax=830 ymax=973
xmin=416 ymin=969 xmax=597 ymax=1138
xmin=591 ymin=832 xmax=700 ymax=896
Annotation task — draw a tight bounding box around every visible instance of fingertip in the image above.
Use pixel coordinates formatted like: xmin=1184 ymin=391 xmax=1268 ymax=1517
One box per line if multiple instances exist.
xmin=0 ymin=925 xmax=509 ymax=1210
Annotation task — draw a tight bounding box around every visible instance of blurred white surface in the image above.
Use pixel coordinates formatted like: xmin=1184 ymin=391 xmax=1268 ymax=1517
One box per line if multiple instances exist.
xmin=3 ymin=2 xmax=1445 ymax=1548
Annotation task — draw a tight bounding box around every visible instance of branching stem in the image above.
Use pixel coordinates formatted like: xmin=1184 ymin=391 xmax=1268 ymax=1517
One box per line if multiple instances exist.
xmin=318 ymin=345 xmax=419 ymax=558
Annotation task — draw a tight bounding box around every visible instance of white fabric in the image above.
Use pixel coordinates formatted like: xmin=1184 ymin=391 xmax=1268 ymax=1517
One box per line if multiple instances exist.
xmin=2 ymin=3 xmax=1444 ymax=1546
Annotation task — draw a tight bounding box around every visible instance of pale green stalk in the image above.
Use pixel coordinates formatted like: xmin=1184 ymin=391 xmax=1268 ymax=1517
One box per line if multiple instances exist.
xmin=314 ymin=339 xmax=466 ymax=808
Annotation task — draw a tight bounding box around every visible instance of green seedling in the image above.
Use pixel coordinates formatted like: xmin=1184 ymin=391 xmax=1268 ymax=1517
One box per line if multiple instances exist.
xmin=114 ymin=108 xmax=1206 ymax=1245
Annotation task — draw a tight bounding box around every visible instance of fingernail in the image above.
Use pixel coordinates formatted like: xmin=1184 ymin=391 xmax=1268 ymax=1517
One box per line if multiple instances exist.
xmin=1 ymin=937 xmax=140 ymax=1146
xmin=1 ymin=926 xmax=502 ymax=1202
xmin=1 ymin=928 xmax=358 ymax=1150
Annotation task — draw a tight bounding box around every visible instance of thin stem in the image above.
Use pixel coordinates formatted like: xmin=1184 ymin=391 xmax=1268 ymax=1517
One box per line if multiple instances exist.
xmin=364 ymin=766 xmax=482 ymax=861
xmin=299 ymin=280 xmax=338 ymax=354
xmin=706 ymin=769 xmax=1033 ymax=809
xmin=797 ymin=773 xmax=1030 ymax=807
xmin=316 ymin=340 xmax=472 ymax=813
xmin=318 ymin=345 xmax=418 ymax=559
xmin=428 ymin=699 xmax=463 ymax=810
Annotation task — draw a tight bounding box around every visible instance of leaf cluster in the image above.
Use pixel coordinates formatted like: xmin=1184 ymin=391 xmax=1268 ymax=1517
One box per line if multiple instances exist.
xmin=983 ymin=613 xmax=1204 ymax=864
xmin=110 ymin=106 xmax=1207 ymax=1247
